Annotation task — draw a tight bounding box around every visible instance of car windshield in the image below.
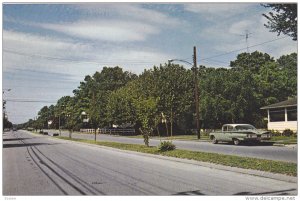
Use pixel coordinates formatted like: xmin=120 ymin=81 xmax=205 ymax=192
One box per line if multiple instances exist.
xmin=235 ymin=125 xmax=256 ymax=131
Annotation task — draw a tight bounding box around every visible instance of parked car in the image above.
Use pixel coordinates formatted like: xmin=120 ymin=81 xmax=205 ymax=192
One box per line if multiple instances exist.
xmin=209 ymin=124 xmax=271 ymax=145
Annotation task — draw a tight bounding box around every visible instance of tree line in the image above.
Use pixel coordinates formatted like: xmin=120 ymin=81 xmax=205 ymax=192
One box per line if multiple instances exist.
xmin=20 ymin=51 xmax=297 ymax=136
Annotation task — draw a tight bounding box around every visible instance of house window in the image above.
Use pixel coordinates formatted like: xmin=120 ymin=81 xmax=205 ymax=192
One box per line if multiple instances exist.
xmin=269 ymin=108 xmax=285 ymax=122
xmin=287 ymin=106 xmax=297 ymax=121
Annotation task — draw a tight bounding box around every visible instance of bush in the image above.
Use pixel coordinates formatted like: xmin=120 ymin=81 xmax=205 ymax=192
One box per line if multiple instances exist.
xmin=282 ymin=129 xmax=295 ymax=137
xmin=158 ymin=141 xmax=176 ymax=152
xmin=269 ymin=130 xmax=282 ymax=136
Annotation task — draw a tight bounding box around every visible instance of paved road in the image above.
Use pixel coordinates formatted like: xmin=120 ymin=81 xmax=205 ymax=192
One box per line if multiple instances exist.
xmin=3 ymin=130 xmax=297 ymax=196
xmin=48 ymin=130 xmax=297 ymax=163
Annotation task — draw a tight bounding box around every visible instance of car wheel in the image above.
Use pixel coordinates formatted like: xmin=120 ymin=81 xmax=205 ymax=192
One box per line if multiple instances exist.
xmin=212 ymin=136 xmax=218 ymax=144
xmin=233 ymin=139 xmax=240 ymax=145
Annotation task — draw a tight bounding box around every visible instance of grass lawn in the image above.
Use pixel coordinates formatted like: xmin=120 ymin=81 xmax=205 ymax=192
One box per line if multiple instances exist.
xmin=268 ymin=136 xmax=297 ymax=145
xmin=55 ymin=136 xmax=297 ymax=177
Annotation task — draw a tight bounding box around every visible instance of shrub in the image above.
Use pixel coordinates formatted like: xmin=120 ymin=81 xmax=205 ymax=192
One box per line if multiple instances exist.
xmin=158 ymin=141 xmax=176 ymax=152
xmin=282 ymin=129 xmax=295 ymax=137
xmin=269 ymin=130 xmax=282 ymax=136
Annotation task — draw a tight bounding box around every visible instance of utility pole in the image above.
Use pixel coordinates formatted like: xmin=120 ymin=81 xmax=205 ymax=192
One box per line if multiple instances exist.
xmin=193 ymin=46 xmax=200 ymax=139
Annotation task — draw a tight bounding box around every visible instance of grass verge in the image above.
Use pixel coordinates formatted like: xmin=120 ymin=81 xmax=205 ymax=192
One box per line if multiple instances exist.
xmin=268 ymin=136 xmax=297 ymax=145
xmin=55 ymin=136 xmax=297 ymax=177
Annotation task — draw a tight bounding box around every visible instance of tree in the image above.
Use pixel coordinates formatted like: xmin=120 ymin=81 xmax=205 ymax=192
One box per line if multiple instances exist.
xmin=29 ymin=51 xmax=297 ymax=134
xmin=230 ymin=51 xmax=274 ymax=72
xmin=134 ymin=97 xmax=158 ymax=146
xmin=37 ymin=106 xmax=51 ymax=129
xmin=262 ymin=4 xmax=297 ymax=40
xmin=254 ymin=53 xmax=297 ymax=106
xmin=3 ymin=100 xmax=12 ymax=130
xmin=106 ymin=87 xmax=136 ymax=126
xmin=3 ymin=116 xmax=12 ymax=130
xmin=64 ymin=99 xmax=77 ymax=138
xmin=135 ymin=64 xmax=194 ymax=136
xmin=153 ymin=64 xmax=194 ymax=137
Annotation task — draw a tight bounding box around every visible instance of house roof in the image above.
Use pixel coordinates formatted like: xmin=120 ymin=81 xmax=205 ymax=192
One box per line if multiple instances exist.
xmin=261 ymin=97 xmax=297 ymax=110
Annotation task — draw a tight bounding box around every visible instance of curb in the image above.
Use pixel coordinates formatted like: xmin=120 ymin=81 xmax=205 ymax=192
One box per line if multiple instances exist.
xmin=43 ymin=133 xmax=297 ymax=184
xmin=273 ymin=143 xmax=298 ymax=147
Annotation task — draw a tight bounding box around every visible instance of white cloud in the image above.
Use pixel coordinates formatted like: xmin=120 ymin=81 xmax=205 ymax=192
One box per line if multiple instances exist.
xmin=37 ymin=20 xmax=159 ymax=42
xmin=32 ymin=4 xmax=183 ymax=43
xmin=3 ymin=30 xmax=92 ymax=59
xmin=73 ymin=4 xmax=181 ymax=27
xmin=184 ymin=3 xmax=254 ymax=18
xmin=3 ymin=30 xmax=173 ymax=76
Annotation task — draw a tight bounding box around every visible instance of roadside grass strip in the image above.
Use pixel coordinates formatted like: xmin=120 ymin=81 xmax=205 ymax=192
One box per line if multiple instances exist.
xmin=56 ymin=136 xmax=297 ymax=176
xmin=269 ymin=136 xmax=297 ymax=145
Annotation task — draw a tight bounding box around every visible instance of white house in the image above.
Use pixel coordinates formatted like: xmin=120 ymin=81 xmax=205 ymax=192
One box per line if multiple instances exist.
xmin=261 ymin=97 xmax=297 ymax=132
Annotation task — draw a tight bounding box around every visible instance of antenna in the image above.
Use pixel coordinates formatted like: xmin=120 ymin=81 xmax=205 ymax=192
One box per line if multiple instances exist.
xmin=245 ymin=30 xmax=252 ymax=53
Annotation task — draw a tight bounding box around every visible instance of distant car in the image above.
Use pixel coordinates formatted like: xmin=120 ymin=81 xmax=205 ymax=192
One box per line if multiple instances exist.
xmin=43 ymin=132 xmax=48 ymax=135
xmin=53 ymin=133 xmax=59 ymax=136
xmin=209 ymin=124 xmax=271 ymax=145
xmin=12 ymin=128 xmax=17 ymax=131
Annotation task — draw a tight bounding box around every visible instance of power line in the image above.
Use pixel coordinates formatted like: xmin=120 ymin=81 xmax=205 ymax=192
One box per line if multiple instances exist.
xmin=201 ymin=36 xmax=288 ymax=62
xmin=3 ymin=49 xmax=157 ymax=65
xmin=3 ymin=35 xmax=290 ymax=68
xmin=5 ymin=99 xmax=57 ymax=103
xmin=3 ymin=85 xmax=76 ymax=90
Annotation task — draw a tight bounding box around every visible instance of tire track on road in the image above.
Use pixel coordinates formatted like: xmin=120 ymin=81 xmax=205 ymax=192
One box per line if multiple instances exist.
xmin=34 ymin=146 xmax=105 ymax=195
xmin=15 ymin=132 xmax=88 ymax=195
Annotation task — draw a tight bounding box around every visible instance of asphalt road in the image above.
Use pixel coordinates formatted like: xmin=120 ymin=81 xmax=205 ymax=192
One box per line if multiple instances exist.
xmin=3 ymin=130 xmax=297 ymax=195
xmin=49 ymin=130 xmax=297 ymax=163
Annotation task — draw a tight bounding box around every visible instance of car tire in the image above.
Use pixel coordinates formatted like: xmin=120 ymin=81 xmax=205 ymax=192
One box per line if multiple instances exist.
xmin=233 ymin=139 xmax=240 ymax=145
xmin=212 ymin=136 xmax=218 ymax=144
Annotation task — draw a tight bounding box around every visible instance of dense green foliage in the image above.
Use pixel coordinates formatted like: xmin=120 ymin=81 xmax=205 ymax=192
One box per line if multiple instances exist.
xmin=3 ymin=100 xmax=13 ymax=130
xmin=262 ymin=4 xmax=297 ymax=40
xmin=23 ymin=51 xmax=297 ymax=134
xmin=158 ymin=141 xmax=176 ymax=152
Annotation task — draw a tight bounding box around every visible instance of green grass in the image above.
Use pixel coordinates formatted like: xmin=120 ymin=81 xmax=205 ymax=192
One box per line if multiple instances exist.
xmin=268 ymin=136 xmax=297 ymax=145
xmin=55 ymin=136 xmax=297 ymax=176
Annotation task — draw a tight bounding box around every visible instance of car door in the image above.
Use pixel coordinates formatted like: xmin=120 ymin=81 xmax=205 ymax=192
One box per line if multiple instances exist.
xmin=224 ymin=125 xmax=234 ymax=142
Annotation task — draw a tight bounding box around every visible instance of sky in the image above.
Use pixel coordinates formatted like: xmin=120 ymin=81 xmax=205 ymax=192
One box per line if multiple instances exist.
xmin=2 ymin=3 xmax=298 ymax=124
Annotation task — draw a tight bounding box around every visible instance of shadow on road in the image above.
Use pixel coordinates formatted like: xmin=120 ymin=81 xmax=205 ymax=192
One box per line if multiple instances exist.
xmin=3 ymin=138 xmax=33 ymax=142
xmin=244 ymin=142 xmax=275 ymax=147
xmin=215 ymin=141 xmax=275 ymax=147
xmin=174 ymin=188 xmax=296 ymax=196
xmin=233 ymin=188 xmax=296 ymax=195
xmin=173 ymin=190 xmax=206 ymax=195
xmin=3 ymin=143 xmax=59 ymax=148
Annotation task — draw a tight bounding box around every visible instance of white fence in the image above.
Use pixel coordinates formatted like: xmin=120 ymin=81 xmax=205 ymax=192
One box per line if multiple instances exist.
xmin=80 ymin=128 xmax=136 ymax=135
xmin=99 ymin=128 xmax=136 ymax=135
xmin=80 ymin=128 xmax=97 ymax=133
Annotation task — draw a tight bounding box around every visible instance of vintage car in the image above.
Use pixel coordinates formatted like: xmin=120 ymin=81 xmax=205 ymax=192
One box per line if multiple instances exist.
xmin=209 ymin=124 xmax=271 ymax=145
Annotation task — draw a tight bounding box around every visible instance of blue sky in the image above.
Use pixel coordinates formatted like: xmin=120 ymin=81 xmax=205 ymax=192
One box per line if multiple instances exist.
xmin=3 ymin=3 xmax=297 ymax=124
